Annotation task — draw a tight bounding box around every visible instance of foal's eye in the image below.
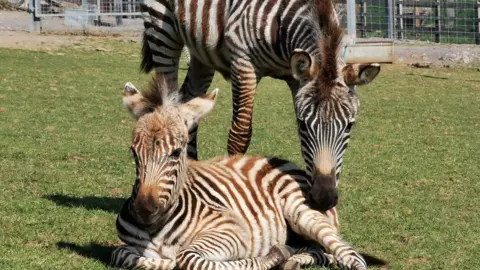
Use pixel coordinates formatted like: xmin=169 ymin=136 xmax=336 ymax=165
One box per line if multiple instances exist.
xmin=345 ymin=120 xmax=355 ymax=133
xmin=169 ymin=148 xmax=182 ymax=159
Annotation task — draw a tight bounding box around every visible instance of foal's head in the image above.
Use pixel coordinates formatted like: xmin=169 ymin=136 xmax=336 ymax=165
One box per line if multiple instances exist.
xmin=122 ymin=76 xmax=218 ymax=224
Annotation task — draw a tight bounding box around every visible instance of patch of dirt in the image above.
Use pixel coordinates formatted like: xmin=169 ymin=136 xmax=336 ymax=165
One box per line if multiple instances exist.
xmin=0 ymin=30 xmax=140 ymax=51
xmin=0 ymin=30 xmax=90 ymax=50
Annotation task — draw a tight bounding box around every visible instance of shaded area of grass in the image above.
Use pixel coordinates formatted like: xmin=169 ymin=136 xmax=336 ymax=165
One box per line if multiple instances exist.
xmin=1 ymin=42 xmax=479 ymax=269
xmin=56 ymin=242 xmax=115 ymax=267
xmin=44 ymin=195 xmax=124 ymax=214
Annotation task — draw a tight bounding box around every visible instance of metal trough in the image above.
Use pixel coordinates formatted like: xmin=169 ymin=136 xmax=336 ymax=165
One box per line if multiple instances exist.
xmin=344 ymin=40 xmax=394 ymax=64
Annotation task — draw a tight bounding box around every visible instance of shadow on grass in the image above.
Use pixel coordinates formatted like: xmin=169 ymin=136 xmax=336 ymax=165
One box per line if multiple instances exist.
xmin=57 ymin=241 xmax=114 ymax=266
xmin=406 ymin=73 xmax=449 ymax=80
xmin=44 ymin=194 xmax=125 ymax=214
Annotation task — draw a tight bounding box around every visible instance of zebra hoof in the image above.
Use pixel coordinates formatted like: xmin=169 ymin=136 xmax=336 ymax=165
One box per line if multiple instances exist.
xmin=268 ymin=244 xmax=291 ymax=264
xmin=281 ymin=261 xmax=301 ymax=270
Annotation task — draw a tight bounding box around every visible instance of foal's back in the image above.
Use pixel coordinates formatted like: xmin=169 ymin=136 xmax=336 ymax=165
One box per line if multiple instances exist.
xmin=186 ymin=155 xmax=310 ymax=256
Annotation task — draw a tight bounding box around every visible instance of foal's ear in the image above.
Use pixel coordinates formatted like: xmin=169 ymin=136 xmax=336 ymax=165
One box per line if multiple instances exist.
xmin=290 ymin=49 xmax=317 ymax=81
xmin=122 ymin=82 xmax=149 ymax=119
xmin=342 ymin=63 xmax=381 ymax=86
xmin=180 ymin=88 xmax=219 ymax=130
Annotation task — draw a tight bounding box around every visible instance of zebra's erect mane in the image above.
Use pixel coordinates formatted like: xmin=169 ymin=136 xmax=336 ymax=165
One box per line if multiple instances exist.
xmin=315 ymin=0 xmax=343 ymax=91
xmin=141 ymin=74 xmax=181 ymax=109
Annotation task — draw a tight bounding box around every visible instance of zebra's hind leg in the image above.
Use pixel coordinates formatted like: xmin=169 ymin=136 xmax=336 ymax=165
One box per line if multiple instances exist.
xmin=111 ymin=245 xmax=176 ymax=270
xmin=178 ymin=57 xmax=215 ymax=160
xmin=176 ymin=230 xmax=290 ymax=269
xmin=177 ymin=243 xmax=291 ymax=270
xmin=280 ymin=246 xmax=335 ymax=270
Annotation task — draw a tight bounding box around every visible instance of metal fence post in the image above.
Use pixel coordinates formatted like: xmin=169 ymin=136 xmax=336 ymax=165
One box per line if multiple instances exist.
xmin=397 ymin=0 xmax=404 ymax=40
xmin=385 ymin=0 xmax=394 ymax=39
xmin=476 ymin=1 xmax=480 ymax=45
xmin=30 ymin=0 xmax=41 ymax=33
xmin=360 ymin=0 xmax=367 ymax=38
xmin=115 ymin=0 xmax=123 ymax=26
xmin=434 ymin=0 xmax=441 ymax=43
xmin=347 ymin=0 xmax=357 ymax=41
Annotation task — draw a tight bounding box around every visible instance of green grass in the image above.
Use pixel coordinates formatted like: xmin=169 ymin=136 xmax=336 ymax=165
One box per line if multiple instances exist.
xmin=1 ymin=39 xmax=480 ymax=269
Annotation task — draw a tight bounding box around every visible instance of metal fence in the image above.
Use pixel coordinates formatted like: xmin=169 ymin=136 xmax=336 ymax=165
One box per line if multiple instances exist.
xmin=354 ymin=0 xmax=480 ymax=44
xmin=28 ymin=0 xmax=142 ymax=32
xmin=25 ymin=0 xmax=480 ymax=44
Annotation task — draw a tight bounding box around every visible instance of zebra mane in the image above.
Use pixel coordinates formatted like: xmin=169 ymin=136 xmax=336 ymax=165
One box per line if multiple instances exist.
xmin=315 ymin=0 xmax=343 ymax=88
xmin=141 ymin=74 xmax=181 ymax=109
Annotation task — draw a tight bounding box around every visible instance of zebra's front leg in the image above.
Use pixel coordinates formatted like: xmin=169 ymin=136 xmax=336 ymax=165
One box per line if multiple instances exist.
xmin=176 ymin=231 xmax=291 ymax=270
xmin=286 ymin=205 xmax=367 ymax=270
xmin=228 ymin=57 xmax=258 ymax=155
xmin=179 ymin=57 xmax=215 ymax=160
xmin=111 ymin=245 xmax=176 ymax=270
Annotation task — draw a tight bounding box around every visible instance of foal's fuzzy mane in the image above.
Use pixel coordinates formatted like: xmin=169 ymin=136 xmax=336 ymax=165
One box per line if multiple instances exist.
xmin=141 ymin=74 xmax=180 ymax=109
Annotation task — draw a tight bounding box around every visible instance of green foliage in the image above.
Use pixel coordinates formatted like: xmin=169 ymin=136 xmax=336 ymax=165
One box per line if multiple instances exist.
xmin=0 ymin=42 xmax=479 ymax=269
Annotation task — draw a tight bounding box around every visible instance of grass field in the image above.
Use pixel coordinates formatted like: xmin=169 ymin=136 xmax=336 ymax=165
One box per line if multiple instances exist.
xmin=1 ymin=39 xmax=479 ymax=269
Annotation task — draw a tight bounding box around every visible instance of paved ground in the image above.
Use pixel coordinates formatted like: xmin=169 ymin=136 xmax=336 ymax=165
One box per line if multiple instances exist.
xmin=1 ymin=10 xmax=480 ymax=68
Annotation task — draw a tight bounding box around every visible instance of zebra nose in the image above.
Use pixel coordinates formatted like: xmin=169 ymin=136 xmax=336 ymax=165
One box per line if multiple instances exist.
xmin=309 ymin=172 xmax=338 ymax=211
xmin=134 ymin=187 xmax=160 ymax=220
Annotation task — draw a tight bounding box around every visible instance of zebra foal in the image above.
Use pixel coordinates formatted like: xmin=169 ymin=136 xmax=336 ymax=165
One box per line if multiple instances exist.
xmin=111 ymin=76 xmax=368 ymax=270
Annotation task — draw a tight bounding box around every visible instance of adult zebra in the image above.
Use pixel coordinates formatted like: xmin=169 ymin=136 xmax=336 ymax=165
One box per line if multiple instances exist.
xmin=112 ymin=75 xmax=368 ymax=270
xmin=139 ymin=0 xmax=380 ymax=211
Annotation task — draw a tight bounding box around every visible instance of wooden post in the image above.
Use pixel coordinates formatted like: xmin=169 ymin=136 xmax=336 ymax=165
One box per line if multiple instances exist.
xmin=476 ymin=1 xmax=480 ymax=45
xmin=360 ymin=1 xmax=367 ymax=38
xmin=434 ymin=0 xmax=441 ymax=43
xmin=397 ymin=0 xmax=404 ymax=39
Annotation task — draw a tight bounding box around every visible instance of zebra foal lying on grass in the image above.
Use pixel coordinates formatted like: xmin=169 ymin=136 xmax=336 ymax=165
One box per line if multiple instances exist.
xmin=111 ymin=76 xmax=368 ymax=270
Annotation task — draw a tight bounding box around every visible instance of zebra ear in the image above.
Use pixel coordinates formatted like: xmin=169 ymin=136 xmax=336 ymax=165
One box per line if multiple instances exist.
xmin=290 ymin=49 xmax=316 ymax=81
xmin=181 ymin=88 xmax=219 ymax=130
xmin=122 ymin=82 xmax=149 ymax=119
xmin=342 ymin=63 xmax=381 ymax=86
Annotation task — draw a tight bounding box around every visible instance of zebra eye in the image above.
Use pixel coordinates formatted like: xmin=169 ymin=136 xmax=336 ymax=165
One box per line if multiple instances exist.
xmin=345 ymin=121 xmax=354 ymax=133
xmin=169 ymin=148 xmax=182 ymax=159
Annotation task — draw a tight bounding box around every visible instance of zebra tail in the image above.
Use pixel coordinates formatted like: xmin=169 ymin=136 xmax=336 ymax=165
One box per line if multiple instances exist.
xmin=360 ymin=252 xmax=388 ymax=266
xmin=140 ymin=33 xmax=154 ymax=73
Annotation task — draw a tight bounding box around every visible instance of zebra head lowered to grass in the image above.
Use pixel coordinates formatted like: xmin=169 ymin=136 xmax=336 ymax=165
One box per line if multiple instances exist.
xmin=288 ymin=7 xmax=381 ymax=211
xmin=139 ymin=0 xmax=380 ymax=211
xmin=112 ymin=76 xmax=369 ymax=270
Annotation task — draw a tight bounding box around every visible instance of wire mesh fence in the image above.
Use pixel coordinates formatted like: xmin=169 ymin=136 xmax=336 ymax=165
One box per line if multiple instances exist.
xmin=6 ymin=0 xmax=480 ymax=44
xmin=26 ymin=0 xmax=142 ymax=32
xmin=354 ymin=0 xmax=480 ymax=44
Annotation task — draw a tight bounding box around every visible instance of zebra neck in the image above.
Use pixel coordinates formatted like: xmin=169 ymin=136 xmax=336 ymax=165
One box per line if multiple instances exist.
xmin=278 ymin=4 xmax=320 ymax=62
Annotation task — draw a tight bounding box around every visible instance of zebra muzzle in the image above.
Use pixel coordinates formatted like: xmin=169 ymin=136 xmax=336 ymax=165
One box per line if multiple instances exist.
xmin=133 ymin=187 xmax=161 ymax=223
xmin=309 ymin=173 xmax=338 ymax=212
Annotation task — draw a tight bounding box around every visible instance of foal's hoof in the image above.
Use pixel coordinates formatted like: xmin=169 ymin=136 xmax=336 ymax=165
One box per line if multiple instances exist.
xmin=268 ymin=244 xmax=291 ymax=264
xmin=281 ymin=260 xmax=301 ymax=270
